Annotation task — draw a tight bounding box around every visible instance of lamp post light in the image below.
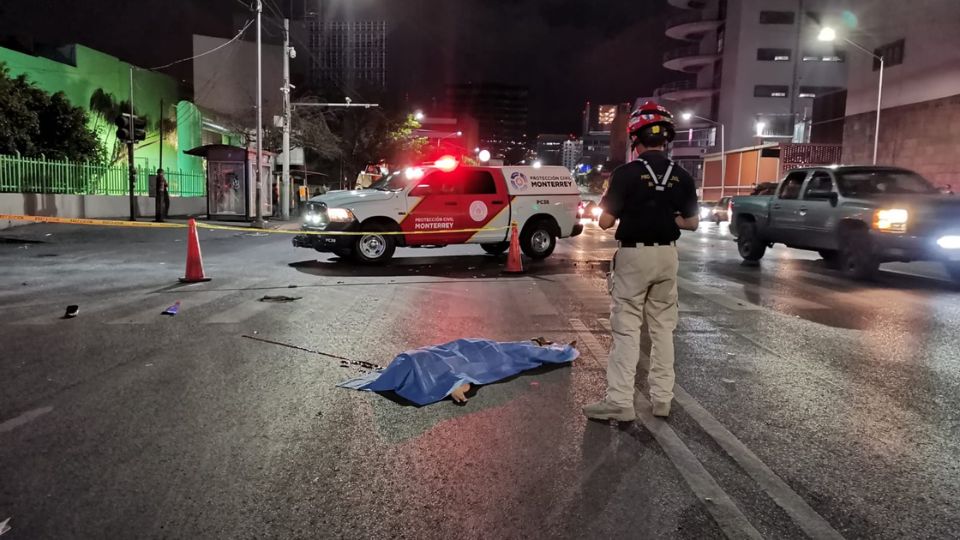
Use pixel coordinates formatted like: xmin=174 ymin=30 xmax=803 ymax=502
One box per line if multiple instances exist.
xmin=819 ymin=26 xmax=883 ymax=165
xmin=682 ymin=111 xmax=726 ymax=198
xmin=478 ymin=149 xmax=491 ymax=163
xmin=414 ymin=110 xmax=425 ymax=122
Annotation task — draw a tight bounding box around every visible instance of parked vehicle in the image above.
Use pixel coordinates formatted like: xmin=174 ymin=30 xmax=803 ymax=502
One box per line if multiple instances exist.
xmin=578 ymin=200 xmax=601 ymax=221
xmin=730 ymin=166 xmax=960 ymax=281
xmin=293 ymin=160 xmax=583 ymax=263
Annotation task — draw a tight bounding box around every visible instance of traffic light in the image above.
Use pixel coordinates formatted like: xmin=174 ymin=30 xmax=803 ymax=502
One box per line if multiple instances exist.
xmin=115 ymin=113 xmax=147 ymax=142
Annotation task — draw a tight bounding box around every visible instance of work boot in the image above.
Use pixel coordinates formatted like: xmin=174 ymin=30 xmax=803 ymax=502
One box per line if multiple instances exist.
xmin=652 ymin=400 xmax=672 ymax=418
xmin=583 ymin=400 xmax=636 ymax=422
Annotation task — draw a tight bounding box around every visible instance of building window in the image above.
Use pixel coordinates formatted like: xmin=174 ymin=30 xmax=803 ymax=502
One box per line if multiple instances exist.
xmin=757 ymin=48 xmax=792 ymax=61
xmin=802 ymin=49 xmax=845 ymax=62
xmin=759 ymin=11 xmax=795 ymax=24
xmin=754 ymin=85 xmax=790 ymax=98
xmin=874 ymin=39 xmax=905 ymax=70
xmin=798 ymin=86 xmax=843 ymax=99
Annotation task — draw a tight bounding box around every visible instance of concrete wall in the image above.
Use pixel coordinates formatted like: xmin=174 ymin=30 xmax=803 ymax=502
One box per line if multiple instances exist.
xmin=842 ymin=94 xmax=960 ymax=186
xmin=842 ymin=1 xmax=960 ymax=117
xmin=0 ymin=195 xmax=206 ymax=230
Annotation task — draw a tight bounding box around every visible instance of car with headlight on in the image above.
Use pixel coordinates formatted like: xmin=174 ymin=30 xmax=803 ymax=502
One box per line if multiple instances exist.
xmin=700 ymin=196 xmax=732 ymax=223
xmin=293 ymin=158 xmax=583 ymax=263
xmin=578 ymin=200 xmax=601 ymax=221
xmin=730 ymin=165 xmax=960 ymax=281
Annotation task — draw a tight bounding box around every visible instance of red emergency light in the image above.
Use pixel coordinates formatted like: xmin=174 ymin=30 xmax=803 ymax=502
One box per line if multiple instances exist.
xmin=434 ymin=155 xmax=458 ymax=173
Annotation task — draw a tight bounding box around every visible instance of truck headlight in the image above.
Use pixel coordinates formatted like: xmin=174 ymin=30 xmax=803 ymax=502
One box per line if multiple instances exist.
xmin=874 ymin=208 xmax=908 ymax=233
xmin=327 ymin=208 xmax=354 ymax=222
xmin=305 ymin=213 xmax=322 ymax=224
xmin=699 ymin=207 xmax=712 ymax=219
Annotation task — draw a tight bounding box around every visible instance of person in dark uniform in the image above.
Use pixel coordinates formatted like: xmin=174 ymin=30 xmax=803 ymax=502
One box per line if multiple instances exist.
xmin=156 ymin=169 xmax=170 ymax=220
xmin=583 ymin=101 xmax=700 ymax=421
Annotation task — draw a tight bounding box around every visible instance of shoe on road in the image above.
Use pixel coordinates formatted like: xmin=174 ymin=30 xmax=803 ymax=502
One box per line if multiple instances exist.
xmin=583 ymin=400 xmax=636 ymax=422
xmin=652 ymin=400 xmax=671 ymax=418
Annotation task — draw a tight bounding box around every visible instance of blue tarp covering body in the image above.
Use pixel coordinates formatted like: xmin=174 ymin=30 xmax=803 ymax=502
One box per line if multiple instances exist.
xmin=338 ymin=339 xmax=579 ymax=406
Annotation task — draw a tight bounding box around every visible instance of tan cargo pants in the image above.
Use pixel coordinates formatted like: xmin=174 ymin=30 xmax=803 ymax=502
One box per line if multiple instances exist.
xmin=606 ymin=245 xmax=679 ymax=408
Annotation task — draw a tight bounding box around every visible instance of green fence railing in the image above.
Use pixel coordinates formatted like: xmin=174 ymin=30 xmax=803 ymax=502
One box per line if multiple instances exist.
xmin=0 ymin=154 xmax=206 ymax=197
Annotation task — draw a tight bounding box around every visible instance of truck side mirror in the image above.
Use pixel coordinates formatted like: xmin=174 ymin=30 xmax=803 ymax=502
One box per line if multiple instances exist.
xmin=828 ymin=192 xmax=839 ymax=206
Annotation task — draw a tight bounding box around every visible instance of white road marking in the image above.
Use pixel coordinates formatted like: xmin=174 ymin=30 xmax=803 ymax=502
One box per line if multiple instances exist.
xmin=0 ymin=406 xmax=53 ymax=434
xmin=571 ymin=319 xmax=763 ymax=540
xmin=673 ymin=386 xmax=845 ymax=540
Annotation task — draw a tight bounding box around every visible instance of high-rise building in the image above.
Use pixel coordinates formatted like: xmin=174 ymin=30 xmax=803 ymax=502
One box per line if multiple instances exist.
xmin=580 ymin=102 xmax=630 ymax=166
xmin=445 ymin=83 xmax=529 ymax=158
xmin=562 ymin=139 xmax=584 ymax=171
xmin=660 ymin=0 xmax=848 ymax=151
xmin=307 ymin=18 xmax=386 ymax=92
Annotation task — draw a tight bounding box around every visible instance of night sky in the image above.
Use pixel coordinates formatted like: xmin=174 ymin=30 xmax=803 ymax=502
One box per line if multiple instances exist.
xmin=0 ymin=0 xmax=673 ymax=135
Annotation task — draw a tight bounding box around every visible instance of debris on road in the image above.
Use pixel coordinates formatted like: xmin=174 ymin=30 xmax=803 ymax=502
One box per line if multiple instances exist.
xmin=63 ymin=305 xmax=79 ymax=319
xmin=338 ymin=338 xmax=579 ymax=406
xmin=258 ymin=295 xmax=302 ymax=303
xmin=0 ymin=517 xmax=10 ymax=536
xmin=162 ymin=301 xmax=181 ymax=316
xmin=721 ymin=378 xmax=736 ymax=385
xmin=241 ymin=334 xmax=366 ymax=365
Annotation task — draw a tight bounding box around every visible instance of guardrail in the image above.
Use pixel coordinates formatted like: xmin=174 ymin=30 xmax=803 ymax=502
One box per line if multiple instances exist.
xmin=0 ymin=154 xmax=205 ymax=197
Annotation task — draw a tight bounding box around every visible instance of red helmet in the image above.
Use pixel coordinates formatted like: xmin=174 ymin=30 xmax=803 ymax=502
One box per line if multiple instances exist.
xmin=628 ymin=101 xmax=676 ymax=142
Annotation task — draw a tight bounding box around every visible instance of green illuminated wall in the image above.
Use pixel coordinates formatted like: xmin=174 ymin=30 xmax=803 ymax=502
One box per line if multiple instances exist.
xmin=0 ymin=44 xmax=202 ymax=176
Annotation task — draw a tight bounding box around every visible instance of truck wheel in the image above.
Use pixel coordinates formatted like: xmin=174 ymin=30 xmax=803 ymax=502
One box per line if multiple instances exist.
xmin=481 ymin=242 xmax=509 ymax=256
xmin=520 ymin=219 xmax=557 ymax=259
xmin=736 ymin=222 xmax=766 ymax=261
xmin=713 ymin=214 xmax=721 ymax=224
xmin=352 ymin=223 xmax=396 ymax=264
xmin=839 ymin=230 xmax=879 ymax=280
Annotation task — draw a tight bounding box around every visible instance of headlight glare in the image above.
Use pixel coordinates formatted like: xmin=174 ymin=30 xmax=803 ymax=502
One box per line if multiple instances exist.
xmin=327 ymin=208 xmax=354 ymax=222
xmin=874 ymin=208 xmax=908 ymax=233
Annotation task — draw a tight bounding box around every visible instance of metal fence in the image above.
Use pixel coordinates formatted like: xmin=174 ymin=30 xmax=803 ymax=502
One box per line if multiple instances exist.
xmin=0 ymin=154 xmax=206 ymax=197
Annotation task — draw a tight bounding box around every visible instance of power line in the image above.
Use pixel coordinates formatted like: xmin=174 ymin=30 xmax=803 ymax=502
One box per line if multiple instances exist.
xmin=148 ymin=19 xmax=255 ymax=71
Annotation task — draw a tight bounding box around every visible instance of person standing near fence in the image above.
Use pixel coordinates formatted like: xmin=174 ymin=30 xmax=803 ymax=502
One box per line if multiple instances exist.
xmin=157 ymin=169 xmax=170 ymax=220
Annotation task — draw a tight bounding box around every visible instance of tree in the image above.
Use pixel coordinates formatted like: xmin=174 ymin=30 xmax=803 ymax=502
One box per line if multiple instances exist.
xmin=0 ymin=63 xmax=105 ymax=163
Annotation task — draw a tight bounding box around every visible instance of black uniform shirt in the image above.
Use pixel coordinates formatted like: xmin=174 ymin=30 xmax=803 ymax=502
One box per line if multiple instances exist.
xmin=599 ymin=150 xmax=699 ymax=243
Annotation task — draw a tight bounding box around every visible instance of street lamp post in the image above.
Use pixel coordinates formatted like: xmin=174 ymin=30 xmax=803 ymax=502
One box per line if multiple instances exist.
xmin=437 ymin=131 xmax=462 ymax=150
xmin=682 ymin=112 xmax=725 ymax=199
xmin=819 ymin=26 xmax=883 ymax=165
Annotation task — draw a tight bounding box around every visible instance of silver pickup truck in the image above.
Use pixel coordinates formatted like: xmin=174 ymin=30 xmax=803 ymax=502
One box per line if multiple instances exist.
xmin=730 ymin=165 xmax=960 ymax=281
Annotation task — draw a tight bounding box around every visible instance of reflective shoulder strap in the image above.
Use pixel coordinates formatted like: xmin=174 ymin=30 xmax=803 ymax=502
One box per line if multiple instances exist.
xmin=660 ymin=161 xmax=676 ymax=188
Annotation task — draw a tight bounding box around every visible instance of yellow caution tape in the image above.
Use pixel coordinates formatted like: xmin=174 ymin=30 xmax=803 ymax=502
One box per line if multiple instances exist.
xmin=0 ymin=213 xmax=512 ymax=236
xmin=0 ymin=214 xmax=186 ymax=228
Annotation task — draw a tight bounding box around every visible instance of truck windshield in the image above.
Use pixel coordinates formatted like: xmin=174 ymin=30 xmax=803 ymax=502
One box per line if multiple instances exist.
xmin=368 ymin=172 xmax=412 ymax=191
xmin=836 ymin=170 xmax=939 ymax=196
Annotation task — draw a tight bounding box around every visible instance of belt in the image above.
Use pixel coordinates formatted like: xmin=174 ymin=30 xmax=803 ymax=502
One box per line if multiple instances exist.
xmin=618 ymin=241 xmax=676 ymax=248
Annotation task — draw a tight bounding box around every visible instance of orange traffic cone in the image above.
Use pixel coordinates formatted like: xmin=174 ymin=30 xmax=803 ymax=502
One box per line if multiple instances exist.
xmin=504 ymin=221 xmax=523 ymax=273
xmin=179 ymin=218 xmax=212 ymax=283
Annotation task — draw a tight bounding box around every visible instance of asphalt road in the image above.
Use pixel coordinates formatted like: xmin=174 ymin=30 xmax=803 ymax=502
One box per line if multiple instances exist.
xmin=1 ymin=218 xmax=959 ymax=539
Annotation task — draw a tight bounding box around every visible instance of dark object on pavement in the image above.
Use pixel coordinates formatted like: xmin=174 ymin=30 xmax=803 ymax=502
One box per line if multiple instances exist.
xmin=241 ymin=334 xmax=366 ymax=364
xmin=259 ymin=295 xmax=303 ymax=303
xmin=338 ymin=338 xmax=579 ymax=406
xmin=63 ymin=305 xmax=79 ymax=319
xmin=162 ymin=301 xmax=181 ymax=316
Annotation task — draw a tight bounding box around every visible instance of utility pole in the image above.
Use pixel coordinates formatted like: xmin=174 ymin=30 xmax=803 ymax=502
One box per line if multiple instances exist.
xmin=128 ymin=67 xmax=136 ymax=221
xmin=253 ymin=0 xmax=266 ymax=228
xmin=281 ymin=17 xmax=292 ymax=220
xmin=156 ymin=98 xmax=163 ymax=223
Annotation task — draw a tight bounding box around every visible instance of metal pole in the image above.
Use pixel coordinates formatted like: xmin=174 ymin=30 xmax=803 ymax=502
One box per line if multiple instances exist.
xmin=281 ymin=18 xmax=291 ymax=220
xmin=873 ymin=56 xmax=884 ymax=165
xmin=156 ymin=98 xmax=163 ymax=222
xmin=253 ymin=0 xmax=265 ymax=227
xmin=128 ymin=67 xmax=136 ymax=221
xmin=719 ymin=123 xmax=726 ymax=199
